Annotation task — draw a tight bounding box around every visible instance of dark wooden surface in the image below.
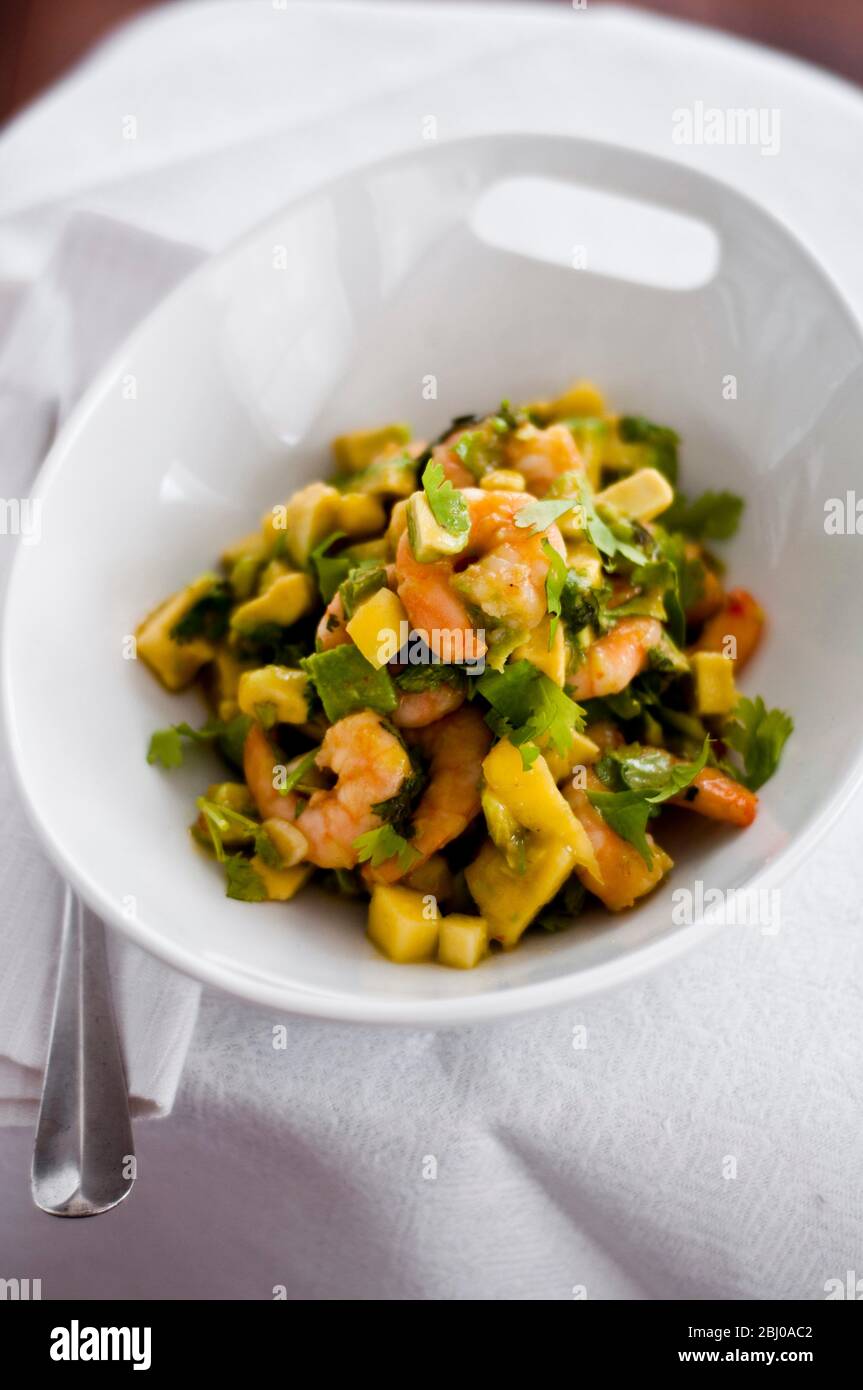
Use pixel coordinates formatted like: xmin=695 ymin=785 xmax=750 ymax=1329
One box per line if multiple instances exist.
xmin=1 ymin=0 xmax=861 ymax=124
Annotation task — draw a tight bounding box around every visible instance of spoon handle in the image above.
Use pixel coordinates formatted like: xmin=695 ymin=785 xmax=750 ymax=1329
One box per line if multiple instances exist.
xmin=32 ymin=885 xmax=135 ymax=1216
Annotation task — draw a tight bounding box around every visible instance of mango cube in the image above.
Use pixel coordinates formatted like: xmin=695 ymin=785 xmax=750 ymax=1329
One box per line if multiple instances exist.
xmin=251 ymin=858 xmax=313 ymax=902
xmin=691 ymin=650 xmax=737 ymax=716
xmin=368 ymin=885 xmax=440 ymax=963
xmin=346 ymin=587 xmax=408 ymax=668
xmin=336 ymin=492 xmax=387 ymax=537
xmin=482 ymin=740 xmax=600 ymax=880
xmin=230 ymin=572 xmax=316 ymax=633
xmin=595 ymin=467 xmax=674 ymax=523
xmin=513 ymin=617 xmax=566 ymax=687
xmin=438 ymin=915 xmax=488 ymax=969
xmin=238 ymin=666 xmax=310 ymax=724
xmin=465 ymin=835 xmax=576 ymax=948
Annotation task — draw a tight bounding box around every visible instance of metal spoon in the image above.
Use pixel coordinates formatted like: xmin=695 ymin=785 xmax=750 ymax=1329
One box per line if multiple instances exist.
xmin=32 ymin=885 xmax=135 ymax=1216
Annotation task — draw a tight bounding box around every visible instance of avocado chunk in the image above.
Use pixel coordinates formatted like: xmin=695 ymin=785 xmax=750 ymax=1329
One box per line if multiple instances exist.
xmin=406 ymin=492 xmax=469 ymax=563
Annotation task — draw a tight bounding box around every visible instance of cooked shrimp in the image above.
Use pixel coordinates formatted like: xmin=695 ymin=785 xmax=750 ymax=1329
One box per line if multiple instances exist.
xmin=669 ymin=763 xmax=758 ymax=827
xmin=569 ymin=617 xmax=663 ymax=701
xmin=564 ymin=770 xmax=672 ymax=911
xmin=367 ymin=705 xmax=492 ymax=883
xmin=503 ymin=423 xmax=584 ymax=496
xmin=692 ymin=588 xmax=763 ymax=670
xmin=244 ymin=712 xmax=412 ymax=869
xmin=393 ymin=681 xmax=465 ymax=728
xmin=395 ymin=488 xmax=566 ymax=662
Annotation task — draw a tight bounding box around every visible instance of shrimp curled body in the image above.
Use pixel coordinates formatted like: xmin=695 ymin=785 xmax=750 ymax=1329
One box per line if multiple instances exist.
xmin=244 ymin=712 xmax=411 ymax=869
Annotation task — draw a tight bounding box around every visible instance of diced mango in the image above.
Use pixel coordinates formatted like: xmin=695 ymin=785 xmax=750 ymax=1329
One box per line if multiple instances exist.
xmin=258 ymin=558 xmax=292 ymax=593
xmin=482 ymin=740 xmax=600 ymax=880
xmin=336 ymin=492 xmax=387 ymax=537
xmin=465 ymin=834 xmax=576 ymax=948
xmin=542 ymin=730 xmax=601 ymax=784
xmin=550 ymin=380 xmax=606 ymax=420
xmin=136 ymin=573 xmax=218 ymax=691
xmin=332 ymin=423 xmax=411 ymax=474
xmin=221 ymin=530 xmax=267 ymax=568
xmin=261 ymin=817 xmax=309 ymax=868
xmin=230 ymin=572 xmax=316 ymax=633
xmin=565 ymin=539 xmax=604 ymax=588
xmin=595 ymin=467 xmax=674 ymax=523
xmin=479 ymin=469 xmax=526 ymax=492
xmin=513 ymin=617 xmax=566 ymax=687
xmin=438 ymin=914 xmax=488 ymax=969
xmin=346 ymin=587 xmax=408 ymax=668
xmin=368 ymin=885 xmax=440 ymax=963
xmin=691 ymin=650 xmax=737 ymax=716
xmin=262 ymin=482 xmax=341 ymax=565
xmin=386 ymin=498 xmax=410 ymax=556
xmin=238 ymin=666 xmax=310 ymax=724
xmin=251 ymin=857 xmax=313 ymax=902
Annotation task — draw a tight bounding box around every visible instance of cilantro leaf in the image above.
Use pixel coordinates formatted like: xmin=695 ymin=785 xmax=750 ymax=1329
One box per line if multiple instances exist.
xmin=196 ymin=797 xmax=259 ymax=862
xmin=394 ymin=664 xmax=465 ymax=693
xmin=587 ymin=738 xmax=710 ymax=866
xmin=281 ymin=746 xmax=321 ymax=795
xmin=541 ymin=539 xmax=567 ymax=645
xmin=662 ymin=490 xmax=744 ymax=541
xmin=580 ymin=483 xmax=648 ymax=566
xmin=723 ymin=697 xmax=793 ymax=790
xmin=514 ymin=496 xmax=579 ymax=536
xmin=477 ymin=660 xmax=584 ymax=768
xmin=354 ymin=823 xmax=421 ymax=872
xmin=170 ymin=580 xmax=232 ymax=644
xmin=147 ymin=714 xmax=252 ymax=772
xmin=301 ymin=646 xmax=397 ymax=722
xmin=310 ymin=531 xmax=351 ymax=603
xmin=618 ymin=416 xmax=679 ymax=485
xmin=421 ymin=460 xmax=470 ymax=537
xmin=254 ymin=827 xmax=283 ymax=869
xmin=224 ymin=854 xmax=268 ymax=902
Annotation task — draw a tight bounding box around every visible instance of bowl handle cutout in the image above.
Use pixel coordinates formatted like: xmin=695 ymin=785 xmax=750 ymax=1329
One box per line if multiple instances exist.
xmin=471 ymin=173 xmax=720 ymax=291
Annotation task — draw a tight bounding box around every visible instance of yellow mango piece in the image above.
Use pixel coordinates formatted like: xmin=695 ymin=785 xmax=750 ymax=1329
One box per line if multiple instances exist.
xmin=238 ymin=666 xmax=310 ymax=724
xmin=479 ymin=469 xmax=526 ymax=492
xmin=387 ymin=498 xmax=410 ymax=556
xmin=595 ymin=467 xmax=674 ymax=523
xmin=346 ymin=587 xmax=408 ymax=668
xmin=543 ymin=730 xmax=601 ymax=783
xmin=136 ymin=573 xmax=218 ymax=691
xmin=691 ymin=650 xmax=737 ymax=716
xmin=513 ymin=617 xmax=566 ymax=687
xmin=346 ymin=536 xmax=389 ymax=563
xmin=221 ymin=530 xmax=267 ymax=568
xmin=565 ymin=540 xmax=604 ymax=589
xmin=261 ymin=817 xmax=309 ymax=868
xmin=262 ymin=482 xmax=341 ymax=566
xmin=551 ymin=380 xmax=606 ymax=419
xmin=368 ymin=885 xmax=440 ymax=963
xmin=482 ymin=740 xmax=600 ymax=881
xmin=465 ymin=834 xmax=576 ymax=948
xmin=336 ymin=492 xmax=387 ymax=537
xmin=251 ymin=857 xmax=313 ymax=902
xmin=230 ymin=572 xmax=316 ymax=633
xmin=438 ymin=914 xmax=488 ymax=969
xmin=332 ymin=423 xmax=411 ymax=474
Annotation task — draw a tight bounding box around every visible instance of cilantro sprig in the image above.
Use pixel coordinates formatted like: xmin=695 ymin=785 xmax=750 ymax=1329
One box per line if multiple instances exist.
xmin=477 ymin=660 xmax=584 ymax=768
xmin=147 ymin=714 xmax=252 ymax=772
xmin=587 ymin=738 xmax=710 ymax=867
xmin=354 ymin=823 xmax=421 ymax=872
xmin=541 ymin=539 xmax=567 ymax=646
xmin=422 ymin=460 xmax=470 ymax=538
xmin=721 ymin=697 xmax=793 ymax=791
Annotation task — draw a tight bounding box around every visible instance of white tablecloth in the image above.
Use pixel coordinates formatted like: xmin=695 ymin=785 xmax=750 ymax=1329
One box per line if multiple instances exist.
xmin=2 ymin=0 xmax=863 ymax=1300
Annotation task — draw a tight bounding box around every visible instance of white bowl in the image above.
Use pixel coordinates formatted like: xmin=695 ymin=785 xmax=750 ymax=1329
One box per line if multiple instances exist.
xmin=5 ymin=134 xmax=863 ymax=1025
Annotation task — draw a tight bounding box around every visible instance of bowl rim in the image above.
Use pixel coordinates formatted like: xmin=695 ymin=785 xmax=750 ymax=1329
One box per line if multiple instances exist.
xmin=5 ymin=131 xmax=863 ymax=1025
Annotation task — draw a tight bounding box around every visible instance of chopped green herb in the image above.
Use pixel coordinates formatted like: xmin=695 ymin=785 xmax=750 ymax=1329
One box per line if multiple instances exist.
xmin=662 ymin=489 xmax=744 ymax=541
xmin=147 ymin=714 xmax=252 ymax=772
xmin=196 ymin=796 xmax=259 ymax=861
xmin=254 ymin=828 xmax=283 ymax=869
xmin=587 ymin=738 xmax=710 ymax=867
xmin=580 ymin=483 xmax=648 ymax=567
xmin=422 ymin=460 xmax=470 ymax=537
xmin=310 ymin=531 xmax=351 ymax=603
xmin=394 ymin=664 xmax=465 ymax=693
xmin=170 ymin=580 xmax=232 ymax=644
xmin=514 ymin=496 xmax=579 ymax=536
xmin=722 ymin=697 xmax=793 ymax=791
xmin=338 ymin=563 xmax=387 ymax=619
xmin=618 ymin=415 xmax=679 ymax=485
xmin=224 ymin=854 xmax=268 ymax=902
xmin=541 ymin=539 xmax=567 ymax=645
xmin=301 ymin=645 xmax=397 ymax=722
xmin=281 ymin=745 xmax=321 ymax=795
xmin=477 ymin=660 xmax=584 ymax=768
xmin=353 ymin=823 xmax=421 ymax=872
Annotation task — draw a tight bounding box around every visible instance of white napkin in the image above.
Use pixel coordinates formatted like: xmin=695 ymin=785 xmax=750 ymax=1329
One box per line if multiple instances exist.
xmin=0 ymin=213 xmax=204 ymax=1124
